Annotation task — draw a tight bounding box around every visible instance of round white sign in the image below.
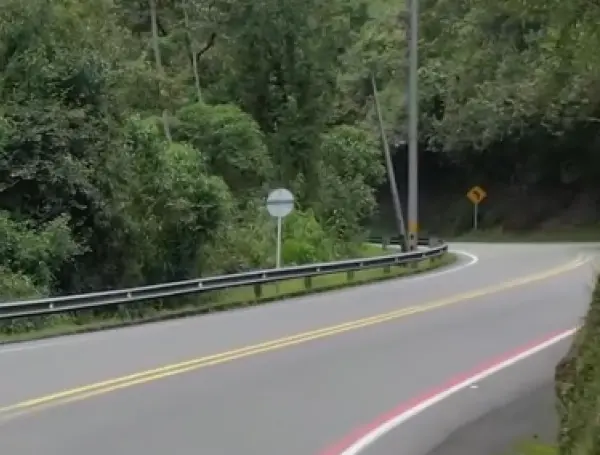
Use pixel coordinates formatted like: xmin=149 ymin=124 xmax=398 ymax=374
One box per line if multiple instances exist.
xmin=266 ymin=188 xmax=294 ymax=218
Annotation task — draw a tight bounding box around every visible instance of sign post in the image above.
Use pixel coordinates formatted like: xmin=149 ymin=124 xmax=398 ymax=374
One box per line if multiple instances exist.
xmin=266 ymin=188 xmax=294 ymax=268
xmin=466 ymin=186 xmax=487 ymax=230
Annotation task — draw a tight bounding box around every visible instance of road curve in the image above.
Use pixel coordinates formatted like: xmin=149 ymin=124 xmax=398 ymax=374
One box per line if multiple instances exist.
xmin=0 ymin=242 xmax=596 ymax=455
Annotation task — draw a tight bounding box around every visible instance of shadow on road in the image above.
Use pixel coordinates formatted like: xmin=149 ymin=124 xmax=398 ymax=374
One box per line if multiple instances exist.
xmin=426 ymin=382 xmax=557 ymax=455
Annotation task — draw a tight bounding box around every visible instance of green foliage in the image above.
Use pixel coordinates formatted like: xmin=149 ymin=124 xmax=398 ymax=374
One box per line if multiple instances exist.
xmin=315 ymin=125 xmax=386 ymax=241
xmin=382 ymin=0 xmax=600 ymax=189
xmin=0 ymin=268 xmax=42 ymax=300
xmin=555 ymin=275 xmax=600 ymax=455
xmin=513 ymin=440 xmax=558 ymax=455
xmin=204 ymin=0 xmax=369 ymax=205
xmin=0 ymin=212 xmax=82 ymax=294
xmin=200 ymin=202 xmax=348 ymax=273
xmin=282 ymin=210 xmax=340 ymax=265
xmin=172 ymin=102 xmax=273 ymax=197
xmin=2 ymin=0 xmax=597 ymax=312
xmin=0 ymin=0 xmax=392 ymax=306
xmin=2 ymin=0 xmax=598 ymax=444
xmin=335 ymin=0 xmax=600 ymax=234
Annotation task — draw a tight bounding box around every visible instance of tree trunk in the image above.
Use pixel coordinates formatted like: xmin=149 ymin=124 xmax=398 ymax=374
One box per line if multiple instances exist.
xmin=149 ymin=0 xmax=171 ymax=141
xmin=183 ymin=4 xmax=202 ymax=102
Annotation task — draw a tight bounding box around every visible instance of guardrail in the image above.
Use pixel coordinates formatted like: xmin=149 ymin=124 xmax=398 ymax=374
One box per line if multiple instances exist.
xmin=367 ymin=235 xmax=442 ymax=248
xmin=0 ymin=237 xmax=448 ymax=320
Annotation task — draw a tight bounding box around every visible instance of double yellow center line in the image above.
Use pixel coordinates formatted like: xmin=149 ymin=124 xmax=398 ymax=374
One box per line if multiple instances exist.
xmin=0 ymin=254 xmax=590 ymax=421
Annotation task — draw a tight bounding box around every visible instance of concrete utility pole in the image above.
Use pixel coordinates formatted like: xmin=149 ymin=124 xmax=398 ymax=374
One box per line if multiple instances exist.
xmin=371 ymin=74 xmax=408 ymax=251
xmin=406 ymin=0 xmax=419 ymax=250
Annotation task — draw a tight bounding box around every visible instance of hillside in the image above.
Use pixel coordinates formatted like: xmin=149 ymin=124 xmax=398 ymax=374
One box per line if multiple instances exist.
xmin=0 ymin=0 xmax=389 ymax=299
xmin=366 ymin=0 xmax=600 ymax=234
xmin=2 ymin=0 xmax=600 ymax=300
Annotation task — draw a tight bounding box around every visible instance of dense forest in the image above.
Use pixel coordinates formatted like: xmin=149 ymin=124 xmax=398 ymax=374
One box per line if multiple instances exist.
xmin=1 ymin=0 xmax=599 ymax=299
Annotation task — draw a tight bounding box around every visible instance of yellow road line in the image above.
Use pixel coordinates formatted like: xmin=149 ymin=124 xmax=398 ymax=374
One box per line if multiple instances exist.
xmin=0 ymin=254 xmax=590 ymax=419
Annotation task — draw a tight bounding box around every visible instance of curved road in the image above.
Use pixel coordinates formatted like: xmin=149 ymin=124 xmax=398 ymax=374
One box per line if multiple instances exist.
xmin=0 ymin=243 xmax=597 ymax=455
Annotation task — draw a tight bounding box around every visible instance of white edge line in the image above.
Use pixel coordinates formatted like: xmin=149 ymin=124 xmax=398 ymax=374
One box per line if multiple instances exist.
xmin=0 ymin=250 xmax=480 ymax=355
xmin=339 ymin=327 xmax=579 ymax=455
xmin=402 ymin=249 xmax=478 ymax=283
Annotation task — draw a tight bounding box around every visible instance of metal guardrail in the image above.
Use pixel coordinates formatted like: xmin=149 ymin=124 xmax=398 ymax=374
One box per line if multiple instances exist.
xmin=367 ymin=235 xmax=442 ymax=248
xmin=0 ymin=237 xmax=447 ymax=320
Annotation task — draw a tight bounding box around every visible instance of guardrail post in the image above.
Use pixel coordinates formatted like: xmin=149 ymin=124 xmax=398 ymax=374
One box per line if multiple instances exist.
xmin=253 ymin=283 xmax=262 ymax=300
xmin=383 ymin=265 xmax=391 ymax=274
xmin=347 ymin=270 xmax=355 ymax=281
xmin=304 ymin=276 xmax=312 ymax=289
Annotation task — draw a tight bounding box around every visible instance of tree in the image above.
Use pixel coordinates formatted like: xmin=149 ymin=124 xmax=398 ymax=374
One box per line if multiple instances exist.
xmin=204 ymin=0 xmax=365 ymax=204
xmin=172 ymin=102 xmax=273 ymax=198
xmin=314 ymin=125 xmax=386 ymax=241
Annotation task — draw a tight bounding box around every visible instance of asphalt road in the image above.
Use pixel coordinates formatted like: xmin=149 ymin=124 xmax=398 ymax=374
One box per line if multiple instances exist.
xmin=367 ymin=336 xmax=567 ymax=455
xmin=0 ymin=243 xmax=596 ymax=455
xmin=425 ymin=378 xmax=558 ymax=455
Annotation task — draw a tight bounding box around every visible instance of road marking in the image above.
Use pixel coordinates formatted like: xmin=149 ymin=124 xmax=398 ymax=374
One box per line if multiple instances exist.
xmin=0 ymin=250 xmax=477 ymax=355
xmin=322 ymin=327 xmax=578 ymax=455
xmin=0 ymin=254 xmax=589 ymax=420
xmin=402 ymin=249 xmax=478 ymax=283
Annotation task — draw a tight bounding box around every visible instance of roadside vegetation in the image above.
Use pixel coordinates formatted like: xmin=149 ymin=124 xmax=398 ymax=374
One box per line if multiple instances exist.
xmin=0 ymin=0 xmax=462 ymax=340
xmin=509 ymin=274 xmax=600 ymax=455
xmin=0 ymin=249 xmax=456 ymax=343
xmin=553 ymin=274 xmax=600 ymax=455
xmin=0 ymin=1 xmax=396 ymax=305
xmin=513 ymin=441 xmax=557 ymax=455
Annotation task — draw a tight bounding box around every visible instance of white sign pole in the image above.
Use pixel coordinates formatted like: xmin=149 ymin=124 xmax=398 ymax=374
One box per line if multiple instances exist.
xmin=276 ymin=216 xmax=283 ymax=269
xmin=266 ymin=188 xmax=294 ymax=270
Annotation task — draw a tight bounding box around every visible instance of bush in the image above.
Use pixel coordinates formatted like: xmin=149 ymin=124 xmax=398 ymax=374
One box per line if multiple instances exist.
xmin=0 ymin=268 xmax=44 ymax=300
xmin=200 ymin=203 xmax=350 ymax=273
xmin=0 ymin=212 xmax=82 ymax=299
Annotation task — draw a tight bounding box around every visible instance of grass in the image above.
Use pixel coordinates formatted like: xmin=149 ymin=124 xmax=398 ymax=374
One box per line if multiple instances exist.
xmin=360 ymin=242 xmax=394 ymax=256
xmin=0 ymin=247 xmax=457 ymax=344
xmin=511 ymin=440 xmax=558 ymax=455
xmin=450 ymin=226 xmax=600 ymax=242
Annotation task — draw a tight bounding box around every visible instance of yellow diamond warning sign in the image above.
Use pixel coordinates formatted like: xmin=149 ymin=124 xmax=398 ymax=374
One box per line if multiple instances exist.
xmin=466 ymin=186 xmax=487 ymax=204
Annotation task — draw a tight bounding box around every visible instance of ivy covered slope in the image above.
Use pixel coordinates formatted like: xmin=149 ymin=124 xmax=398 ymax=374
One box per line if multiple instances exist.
xmin=0 ymin=0 xmax=395 ymax=301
